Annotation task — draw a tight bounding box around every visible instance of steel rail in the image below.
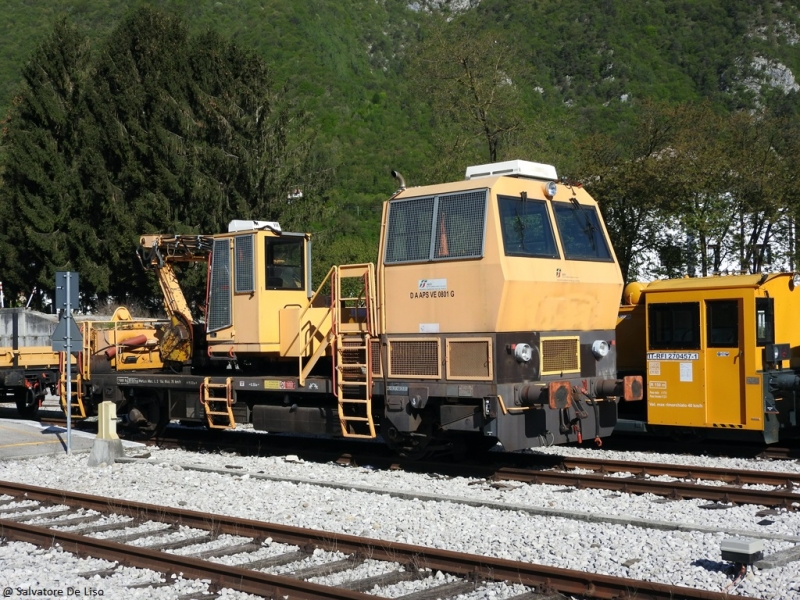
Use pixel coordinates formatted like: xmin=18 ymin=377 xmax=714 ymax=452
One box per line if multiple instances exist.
xmin=0 ymin=480 xmax=757 ymax=600
xmin=492 ymin=467 xmax=800 ymax=508
xmin=554 ymin=456 xmax=800 ymax=487
xmin=0 ymin=518 xmax=368 ymax=600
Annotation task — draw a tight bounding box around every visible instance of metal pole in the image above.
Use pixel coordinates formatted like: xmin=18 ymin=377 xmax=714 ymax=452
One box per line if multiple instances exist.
xmin=65 ymin=274 xmax=72 ymax=455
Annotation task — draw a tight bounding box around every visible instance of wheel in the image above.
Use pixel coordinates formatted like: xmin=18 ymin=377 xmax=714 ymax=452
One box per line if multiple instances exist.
xmin=381 ymin=417 xmax=435 ymax=460
xmin=123 ymin=393 xmax=169 ymax=439
xmin=15 ymin=388 xmax=40 ymax=420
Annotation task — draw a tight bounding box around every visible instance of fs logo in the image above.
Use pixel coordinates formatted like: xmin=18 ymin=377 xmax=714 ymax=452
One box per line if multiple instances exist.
xmin=417 ymin=278 xmax=447 ymax=292
xmin=556 ymin=268 xmax=562 ymax=278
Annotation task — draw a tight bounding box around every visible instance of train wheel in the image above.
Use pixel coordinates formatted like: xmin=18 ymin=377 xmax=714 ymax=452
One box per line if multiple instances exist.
xmin=15 ymin=388 xmax=40 ymax=420
xmin=124 ymin=394 xmax=169 ymax=439
xmin=381 ymin=418 xmax=435 ymax=460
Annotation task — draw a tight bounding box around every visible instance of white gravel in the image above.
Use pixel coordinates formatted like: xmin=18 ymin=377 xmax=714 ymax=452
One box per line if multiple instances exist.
xmin=0 ymin=440 xmax=799 ymax=599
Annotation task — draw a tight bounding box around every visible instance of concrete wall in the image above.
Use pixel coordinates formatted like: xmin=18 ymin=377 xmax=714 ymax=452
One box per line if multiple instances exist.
xmin=0 ymin=309 xmax=59 ymax=348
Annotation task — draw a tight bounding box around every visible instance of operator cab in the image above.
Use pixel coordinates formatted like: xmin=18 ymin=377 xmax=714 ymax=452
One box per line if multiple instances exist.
xmin=206 ymin=220 xmax=311 ymax=356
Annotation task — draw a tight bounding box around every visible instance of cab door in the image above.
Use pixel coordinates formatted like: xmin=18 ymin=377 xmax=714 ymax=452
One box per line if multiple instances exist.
xmin=705 ymin=299 xmax=746 ymax=425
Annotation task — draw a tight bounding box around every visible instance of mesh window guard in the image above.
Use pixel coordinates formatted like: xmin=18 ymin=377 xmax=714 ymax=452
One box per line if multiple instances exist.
xmin=434 ymin=191 xmax=487 ymax=259
xmin=234 ymin=235 xmax=254 ymax=293
xmin=385 ymin=197 xmax=435 ymax=264
xmin=385 ymin=190 xmax=487 ymax=264
xmin=207 ymin=239 xmax=232 ymax=332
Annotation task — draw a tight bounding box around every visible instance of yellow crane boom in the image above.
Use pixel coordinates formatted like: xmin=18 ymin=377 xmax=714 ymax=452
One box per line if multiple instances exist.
xmin=137 ymin=234 xmax=213 ymax=364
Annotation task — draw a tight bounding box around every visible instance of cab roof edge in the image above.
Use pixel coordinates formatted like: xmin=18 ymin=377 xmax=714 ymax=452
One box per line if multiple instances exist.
xmin=228 ymin=220 xmax=282 ymax=233
xmin=465 ymin=159 xmax=558 ymax=181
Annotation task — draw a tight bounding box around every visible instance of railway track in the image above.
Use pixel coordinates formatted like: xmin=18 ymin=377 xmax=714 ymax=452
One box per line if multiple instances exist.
xmin=7 ymin=411 xmax=800 ymax=509
xmin=0 ymin=480 xmax=758 ymax=600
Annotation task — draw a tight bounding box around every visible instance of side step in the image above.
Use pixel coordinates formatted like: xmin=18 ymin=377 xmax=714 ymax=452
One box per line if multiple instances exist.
xmin=58 ymin=365 xmax=86 ymax=419
xmin=200 ymin=377 xmax=235 ymax=429
xmin=335 ymin=333 xmax=375 ymax=439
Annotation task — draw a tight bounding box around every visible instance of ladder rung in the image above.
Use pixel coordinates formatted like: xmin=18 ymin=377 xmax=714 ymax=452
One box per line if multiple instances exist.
xmin=340 ymin=400 xmax=370 ymax=405
xmin=342 ymin=416 xmax=371 ymax=422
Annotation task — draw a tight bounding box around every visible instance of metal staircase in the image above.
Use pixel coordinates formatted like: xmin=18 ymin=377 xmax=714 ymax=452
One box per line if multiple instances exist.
xmin=58 ymin=353 xmax=86 ymax=419
xmin=200 ymin=377 xmax=236 ymax=429
xmin=332 ymin=264 xmax=377 ymax=438
xmin=294 ymin=263 xmax=378 ymax=438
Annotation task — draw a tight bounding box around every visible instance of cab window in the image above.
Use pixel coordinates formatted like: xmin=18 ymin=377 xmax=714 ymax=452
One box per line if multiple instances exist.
xmin=552 ymin=202 xmax=612 ymax=261
xmin=756 ymin=297 xmax=774 ymax=346
xmin=265 ymin=238 xmax=304 ymax=290
xmin=498 ymin=196 xmax=559 ymax=258
xmin=648 ymin=302 xmax=701 ymax=350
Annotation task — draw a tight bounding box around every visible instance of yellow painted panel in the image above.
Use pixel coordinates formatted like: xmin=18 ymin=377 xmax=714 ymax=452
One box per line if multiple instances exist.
xmin=645 ymin=352 xmax=706 ymax=426
xmin=279 ymin=306 xmax=332 ymax=357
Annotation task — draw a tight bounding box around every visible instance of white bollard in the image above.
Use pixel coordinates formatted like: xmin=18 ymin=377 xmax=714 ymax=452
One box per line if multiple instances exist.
xmin=88 ymin=401 xmax=124 ymax=466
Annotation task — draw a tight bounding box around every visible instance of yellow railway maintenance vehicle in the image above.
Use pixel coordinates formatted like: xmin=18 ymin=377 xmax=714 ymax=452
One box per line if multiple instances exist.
xmin=51 ymin=160 xmax=641 ymax=454
xmin=617 ymin=273 xmax=800 ymax=443
xmin=0 ymin=307 xmax=161 ymax=421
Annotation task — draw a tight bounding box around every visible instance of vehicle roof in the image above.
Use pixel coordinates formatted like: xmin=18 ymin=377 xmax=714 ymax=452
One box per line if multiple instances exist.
xmin=642 ymin=272 xmax=790 ymax=293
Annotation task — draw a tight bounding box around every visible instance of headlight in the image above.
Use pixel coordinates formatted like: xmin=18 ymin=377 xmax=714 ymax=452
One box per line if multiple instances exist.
xmin=514 ymin=343 xmax=533 ymax=363
xmin=591 ymin=340 xmax=610 ymax=359
xmin=544 ymin=181 xmax=558 ymax=198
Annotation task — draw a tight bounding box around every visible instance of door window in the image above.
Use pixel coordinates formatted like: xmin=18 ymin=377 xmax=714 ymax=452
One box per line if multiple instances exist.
xmin=706 ymin=300 xmax=739 ymax=348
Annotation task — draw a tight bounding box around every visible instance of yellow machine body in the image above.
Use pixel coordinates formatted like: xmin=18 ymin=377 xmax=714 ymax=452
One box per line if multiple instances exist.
xmin=203 ymin=229 xmax=312 ymax=356
xmin=618 ymin=273 xmax=800 ymax=440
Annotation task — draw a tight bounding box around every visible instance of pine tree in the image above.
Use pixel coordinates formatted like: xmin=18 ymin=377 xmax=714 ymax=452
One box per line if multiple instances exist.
xmin=0 ymin=19 xmax=92 ymax=308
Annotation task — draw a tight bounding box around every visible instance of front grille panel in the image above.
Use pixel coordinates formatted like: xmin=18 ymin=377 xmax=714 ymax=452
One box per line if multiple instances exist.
xmin=388 ymin=339 xmax=440 ymax=378
xmin=541 ymin=337 xmax=580 ymax=375
xmin=447 ymin=339 xmax=492 ymax=380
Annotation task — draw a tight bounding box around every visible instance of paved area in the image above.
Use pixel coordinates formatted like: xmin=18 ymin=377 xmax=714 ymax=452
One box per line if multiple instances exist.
xmin=0 ymin=400 xmax=144 ymax=460
xmin=0 ymin=418 xmax=96 ymax=458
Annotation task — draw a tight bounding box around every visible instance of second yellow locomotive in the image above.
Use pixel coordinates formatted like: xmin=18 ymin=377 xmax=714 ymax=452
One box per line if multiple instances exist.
xmin=617 ymin=273 xmax=800 ymax=443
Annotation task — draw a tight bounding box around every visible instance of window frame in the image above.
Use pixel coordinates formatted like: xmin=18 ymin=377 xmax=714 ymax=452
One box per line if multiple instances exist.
xmin=265 ymin=236 xmax=305 ymax=291
xmin=497 ymin=195 xmax=560 ymax=259
xmin=234 ymin=234 xmax=255 ymax=294
xmin=384 ymin=189 xmax=488 ymax=265
xmin=756 ymin=297 xmax=775 ymax=347
xmin=648 ymin=302 xmax=701 ymax=351
xmin=551 ymin=201 xmax=613 ymax=262
xmin=706 ymin=299 xmax=740 ymax=348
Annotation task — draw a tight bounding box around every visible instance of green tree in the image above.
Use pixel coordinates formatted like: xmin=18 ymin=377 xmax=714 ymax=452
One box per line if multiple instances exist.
xmin=576 ymin=101 xmax=683 ymax=283
xmin=0 ymin=19 xmax=92 ymax=308
xmin=408 ymin=13 xmax=528 ymax=178
xmin=1 ymin=8 xmax=330 ymax=309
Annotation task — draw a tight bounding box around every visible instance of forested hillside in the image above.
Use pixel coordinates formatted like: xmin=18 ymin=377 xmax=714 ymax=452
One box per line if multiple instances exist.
xmin=1 ymin=0 xmax=799 ymax=309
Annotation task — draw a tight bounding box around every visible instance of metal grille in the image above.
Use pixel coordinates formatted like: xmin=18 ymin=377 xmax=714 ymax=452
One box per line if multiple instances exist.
xmin=385 ymin=197 xmax=435 ymax=264
xmin=434 ymin=191 xmax=487 ymax=259
xmin=389 ymin=339 xmax=440 ymax=378
xmin=207 ymin=239 xmax=232 ymax=332
xmin=234 ymin=235 xmax=254 ymax=293
xmin=541 ymin=337 xmax=580 ymax=375
xmin=371 ymin=340 xmax=382 ymax=376
xmin=447 ymin=339 xmax=492 ymax=380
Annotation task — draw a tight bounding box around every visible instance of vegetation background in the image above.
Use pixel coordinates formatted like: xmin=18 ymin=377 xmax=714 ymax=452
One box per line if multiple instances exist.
xmin=1 ymin=0 xmax=799 ymax=311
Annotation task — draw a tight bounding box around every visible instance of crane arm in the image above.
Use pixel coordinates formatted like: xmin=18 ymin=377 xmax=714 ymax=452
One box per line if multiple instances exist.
xmin=137 ymin=234 xmax=213 ymax=364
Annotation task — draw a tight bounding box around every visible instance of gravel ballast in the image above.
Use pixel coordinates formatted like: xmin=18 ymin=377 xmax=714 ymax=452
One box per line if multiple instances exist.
xmin=0 ymin=436 xmax=798 ymax=599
